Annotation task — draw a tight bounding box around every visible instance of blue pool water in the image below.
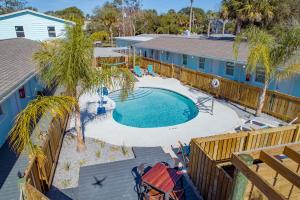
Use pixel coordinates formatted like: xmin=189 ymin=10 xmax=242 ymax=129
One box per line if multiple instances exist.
xmin=109 ymin=87 xmax=199 ymax=128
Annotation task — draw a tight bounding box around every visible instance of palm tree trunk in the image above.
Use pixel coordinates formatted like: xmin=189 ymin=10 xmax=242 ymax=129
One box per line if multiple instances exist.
xmin=207 ymin=22 xmax=211 ymax=37
xmin=255 ymin=81 xmax=268 ymax=116
xmin=75 ymin=104 xmax=86 ymax=152
xmin=189 ymin=1 xmax=193 ymax=32
xmin=236 ymin=19 xmax=242 ymax=34
xmin=222 ymin=21 xmax=226 ymax=35
xmin=109 ymin=26 xmax=113 ymax=46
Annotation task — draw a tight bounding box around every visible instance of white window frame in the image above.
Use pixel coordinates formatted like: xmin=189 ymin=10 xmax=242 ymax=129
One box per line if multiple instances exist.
xmin=198 ymin=57 xmax=205 ymax=70
xmin=47 ymin=26 xmax=56 ymax=37
xmin=15 ymin=26 xmax=25 ymax=38
xmin=225 ymin=62 xmax=235 ymax=76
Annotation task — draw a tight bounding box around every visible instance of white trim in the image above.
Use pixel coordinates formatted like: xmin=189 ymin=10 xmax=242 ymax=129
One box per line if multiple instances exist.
xmin=0 ymin=9 xmax=75 ymax=25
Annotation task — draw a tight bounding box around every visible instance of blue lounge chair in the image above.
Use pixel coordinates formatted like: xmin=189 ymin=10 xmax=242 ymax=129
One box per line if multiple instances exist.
xmin=147 ymin=65 xmax=156 ymax=76
xmin=134 ymin=66 xmax=143 ymax=77
xmin=102 ymin=87 xmax=109 ymax=96
xmin=97 ymin=106 xmax=106 ymax=115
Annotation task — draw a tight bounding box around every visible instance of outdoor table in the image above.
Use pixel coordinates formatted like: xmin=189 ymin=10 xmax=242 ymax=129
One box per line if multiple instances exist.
xmin=142 ymin=162 xmax=183 ymax=200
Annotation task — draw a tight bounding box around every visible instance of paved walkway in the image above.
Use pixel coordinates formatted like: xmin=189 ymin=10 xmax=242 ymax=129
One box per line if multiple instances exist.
xmin=47 ymin=147 xmax=201 ymax=200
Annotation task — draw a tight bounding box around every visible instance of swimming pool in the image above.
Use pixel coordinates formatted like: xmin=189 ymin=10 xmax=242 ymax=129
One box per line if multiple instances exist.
xmin=109 ymin=87 xmax=199 ymax=128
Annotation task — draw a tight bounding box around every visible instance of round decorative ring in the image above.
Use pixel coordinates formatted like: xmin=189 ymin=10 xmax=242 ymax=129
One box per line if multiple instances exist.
xmin=211 ymin=78 xmax=220 ymax=88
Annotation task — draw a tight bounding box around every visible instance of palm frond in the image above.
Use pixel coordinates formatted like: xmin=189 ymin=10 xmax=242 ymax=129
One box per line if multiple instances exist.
xmin=8 ymin=96 xmax=77 ymax=157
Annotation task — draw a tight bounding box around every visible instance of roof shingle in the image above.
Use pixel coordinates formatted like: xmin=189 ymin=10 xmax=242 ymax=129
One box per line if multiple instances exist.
xmin=0 ymin=38 xmax=40 ymax=101
xmin=135 ymin=36 xmax=249 ymax=63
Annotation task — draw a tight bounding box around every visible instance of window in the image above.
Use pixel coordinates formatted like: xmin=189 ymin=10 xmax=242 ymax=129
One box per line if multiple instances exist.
xmin=198 ymin=57 xmax=205 ymax=70
xmin=225 ymin=62 xmax=235 ymax=76
xmin=47 ymin=26 xmax=56 ymax=37
xmin=150 ymin=50 xmax=154 ymax=58
xmin=182 ymin=55 xmax=187 ymax=65
xmin=255 ymin=68 xmax=265 ymax=83
xmin=15 ymin=26 xmax=25 ymax=38
xmin=166 ymin=52 xmax=170 ymax=60
xmin=144 ymin=51 xmax=147 ymax=57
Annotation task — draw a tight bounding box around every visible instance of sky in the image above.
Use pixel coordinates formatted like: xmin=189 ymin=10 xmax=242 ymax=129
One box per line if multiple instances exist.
xmin=26 ymin=0 xmax=222 ymax=15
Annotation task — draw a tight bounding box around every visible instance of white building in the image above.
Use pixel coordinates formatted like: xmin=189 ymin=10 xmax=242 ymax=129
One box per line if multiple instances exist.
xmin=0 ymin=9 xmax=74 ymax=41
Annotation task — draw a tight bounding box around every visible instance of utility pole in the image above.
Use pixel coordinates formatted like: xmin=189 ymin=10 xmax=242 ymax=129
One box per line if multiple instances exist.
xmin=189 ymin=0 xmax=194 ymax=33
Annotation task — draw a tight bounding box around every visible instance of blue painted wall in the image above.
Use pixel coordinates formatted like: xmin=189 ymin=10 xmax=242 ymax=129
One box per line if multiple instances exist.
xmin=0 ymin=75 xmax=43 ymax=147
xmin=138 ymin=47 xmax=300 ymax=97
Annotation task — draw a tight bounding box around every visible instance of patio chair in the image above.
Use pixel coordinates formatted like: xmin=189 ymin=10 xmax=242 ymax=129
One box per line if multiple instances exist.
xmin=97 ymin=106 xmax=107 ymax=117
xmin=170 ymin=188 xmax=185 ymax=200
xmin=102 ymin=87 xmax=109 ymax=96
xmin=143 ymin=188 xmax=164 ymax=200
xmin=147 ymin=65 xmax=156 ymax=76
xmin=177 ymin=141 xmax=190 ymax=167
xmin=134 ymin=65 xmax=143 ymax=77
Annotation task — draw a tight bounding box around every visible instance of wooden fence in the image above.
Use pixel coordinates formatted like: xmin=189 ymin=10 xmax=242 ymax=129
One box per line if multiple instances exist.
xmin=139 ymin=57 xmax=300 ymax=123
xmin=96 ymin=56 xmax=126 ymax=67
xmin=24 ymin=114 xmax=69 ymax=194
xmin=189 ymin=124 xmax=300 ymax=200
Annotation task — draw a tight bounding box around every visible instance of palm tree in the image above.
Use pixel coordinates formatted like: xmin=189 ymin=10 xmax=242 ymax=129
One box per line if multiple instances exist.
xmin=220 ymin=4 xmax=229 ymax=35
xmin=9 ymin=96 xmax=76 ymax=162
xmin=206 ymin=11 xmax=217 ymax=37
xmin=189 ymin=0 xmax=194 ymax=33
xmin=234 ymin=26 xmax=300 ymax=116
xmin=34 ymin=20 xmax=135 ymax=152
xmin=223 ymin=0 xmax=274 ymax=33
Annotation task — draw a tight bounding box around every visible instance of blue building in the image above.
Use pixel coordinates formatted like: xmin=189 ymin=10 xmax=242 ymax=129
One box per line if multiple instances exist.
xmin=0 ymin=9 xmax=74 ymax=41
xmin=0 ymin=38 xmax=44 ymax=147
xmin=118 ymin=35 xmax=300 ymax=97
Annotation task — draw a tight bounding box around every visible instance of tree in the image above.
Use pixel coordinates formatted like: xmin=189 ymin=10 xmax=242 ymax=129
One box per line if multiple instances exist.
xmin=206 ymin=10 xmax=217 ymax=37
xmin=90 ymin=31 xmax=109 ymax=43
xmin=222 ymin=0 xmax=275 ymax=33
xmin=53 ymin=7 xmax=85 ymax=22
xmin=9 ymin=96 xmax=76 ymax=161
xmin=179 ymin=7 xmax=206 ymax=33
xmin=234 ymin=26 xmax=300 ymax=116
xmin=189 ymin=0 xmax=194 ymax=33
xmin=220 ymin=4 xmax=229 ymax=35
xmin=92 ymin=3 xmax=121 ymax=44
xmin=34 ymin=20 xmax=135 ymax=152
xmin=0 ymin=0 xmax=26 ymax=14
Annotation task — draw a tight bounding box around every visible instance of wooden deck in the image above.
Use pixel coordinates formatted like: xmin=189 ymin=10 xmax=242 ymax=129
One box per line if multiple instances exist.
xmin=47 ymin=147 xmax=200 ymax=200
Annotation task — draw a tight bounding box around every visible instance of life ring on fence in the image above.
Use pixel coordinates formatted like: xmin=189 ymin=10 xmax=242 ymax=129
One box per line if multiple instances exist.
xmin=211 ymin=78 xmax=220 ymax=88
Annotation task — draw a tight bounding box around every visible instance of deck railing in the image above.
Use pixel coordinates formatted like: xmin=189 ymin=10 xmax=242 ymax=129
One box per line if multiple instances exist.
xmin=189 ymin=124 xmax=300 ymax=200
xmin=139 ymin=57 xmax=300 ymax=123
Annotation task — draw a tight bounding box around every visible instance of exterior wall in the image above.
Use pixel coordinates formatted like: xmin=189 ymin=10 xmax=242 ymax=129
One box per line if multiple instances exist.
xmin=0 ymin=75 xmax=43 ymax=147
xmin=139 ymin=47 xmax=300 ymax=97
xmin=115 ymin=39 xmax=142 ymax=50
xmin=0 ymin=12 xmax=69 ymax=41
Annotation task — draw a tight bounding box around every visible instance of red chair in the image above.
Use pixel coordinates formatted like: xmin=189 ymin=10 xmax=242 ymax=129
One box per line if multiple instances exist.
xmin=170 ymin=188 xmax=185 ymax=200
xmin=143 ymin=188 xmax=164 ymax=200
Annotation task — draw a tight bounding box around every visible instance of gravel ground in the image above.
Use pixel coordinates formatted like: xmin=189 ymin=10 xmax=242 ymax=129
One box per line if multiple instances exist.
xmin=52 ymin=133 xmax=134 ymax=189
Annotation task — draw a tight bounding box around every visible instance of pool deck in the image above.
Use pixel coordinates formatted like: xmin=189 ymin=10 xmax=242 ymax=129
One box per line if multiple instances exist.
xmin=70 ymin=76 xmax=242 ymax=147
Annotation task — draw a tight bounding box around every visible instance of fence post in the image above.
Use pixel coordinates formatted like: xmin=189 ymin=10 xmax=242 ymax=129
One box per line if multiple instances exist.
xmin=293 ymin=125 xmax=300 ymax=142
xmin=231 ymin=154 xmax=254 ymax=200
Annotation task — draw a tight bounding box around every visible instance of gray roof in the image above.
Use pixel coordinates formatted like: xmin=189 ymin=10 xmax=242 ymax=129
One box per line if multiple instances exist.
xmin=135 ymin=36 xmax=249 ymax=63
xmin=0 ymin=38 xmax=40 ymax=101
xmin=94 ymin=47 xmax=126 ymax=58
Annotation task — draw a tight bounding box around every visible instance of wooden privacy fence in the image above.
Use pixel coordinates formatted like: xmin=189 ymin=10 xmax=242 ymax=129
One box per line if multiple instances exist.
xmin=96 ymin=56 xmax=126 ymax=67
xmin=140 ymin=57 xmax=300 ymax=123
xmin=189 ymin=124 xmax=300 ymax=200
xmin=24 ymin=113 xmax=68 ymax=194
